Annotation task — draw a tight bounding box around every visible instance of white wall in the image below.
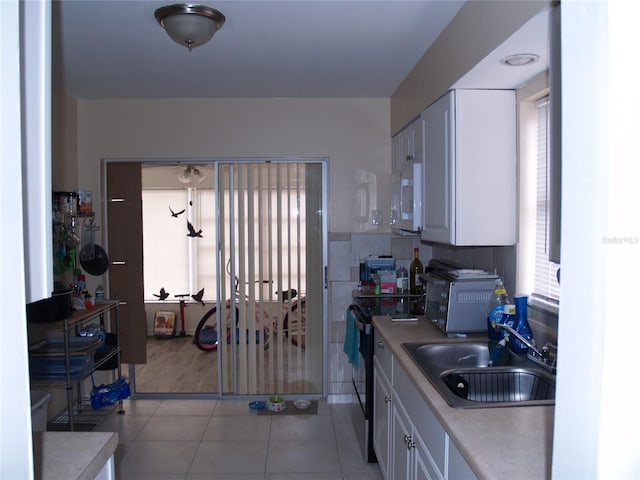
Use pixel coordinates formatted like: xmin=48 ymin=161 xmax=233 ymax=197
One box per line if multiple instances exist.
xmin=552 ymin=1 xmax=640 ymax=478
xmin=75 ymin=97 xmax=391 ymax=237
xmin=1 ymin=1 xmax=49 ymax=478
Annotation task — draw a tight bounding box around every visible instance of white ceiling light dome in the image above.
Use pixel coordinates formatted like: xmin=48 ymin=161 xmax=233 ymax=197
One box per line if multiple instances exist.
xmin=155 ymin=4 xmax=225 ymax=51
xmin=178 ymin=166 xmax=206 ymax=184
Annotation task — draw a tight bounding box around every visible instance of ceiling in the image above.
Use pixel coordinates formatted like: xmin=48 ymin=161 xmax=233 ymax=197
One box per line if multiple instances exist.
xmin=54 ymin=1 xmax=549 ymax=101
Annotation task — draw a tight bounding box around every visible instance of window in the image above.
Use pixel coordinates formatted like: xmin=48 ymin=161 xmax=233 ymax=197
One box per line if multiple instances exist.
xmin=533 ymin=97 xmax=561 ymax=304
xmin=142 ymin=187 xmax=215 ymax=301
xmin=518 ymin=94 xmax=560 ymax=307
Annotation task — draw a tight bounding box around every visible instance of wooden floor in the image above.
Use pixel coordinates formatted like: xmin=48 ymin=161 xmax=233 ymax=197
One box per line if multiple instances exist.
xmin=124 ymin=334 xmax=309 ymax=395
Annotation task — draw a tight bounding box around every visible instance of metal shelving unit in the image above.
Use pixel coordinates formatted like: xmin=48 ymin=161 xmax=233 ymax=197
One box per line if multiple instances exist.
xmin=30 ymin=300 xmax=123 ymax=431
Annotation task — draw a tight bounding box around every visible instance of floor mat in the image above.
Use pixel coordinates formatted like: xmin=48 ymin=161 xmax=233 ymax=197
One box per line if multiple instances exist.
xmin=257 ymin=400 xmax=318 ymax=415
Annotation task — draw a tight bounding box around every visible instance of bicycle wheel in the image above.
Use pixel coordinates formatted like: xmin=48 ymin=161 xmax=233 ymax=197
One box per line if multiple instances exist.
xmin=193 ymin=304 xmax=237 ymax=352
xmin=283 ymin=299 xmax=306 ymax=348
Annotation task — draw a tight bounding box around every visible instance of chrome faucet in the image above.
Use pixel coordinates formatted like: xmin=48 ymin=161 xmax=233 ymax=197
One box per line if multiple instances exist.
xmin=496 ymin=323 xmax=557 ymax=373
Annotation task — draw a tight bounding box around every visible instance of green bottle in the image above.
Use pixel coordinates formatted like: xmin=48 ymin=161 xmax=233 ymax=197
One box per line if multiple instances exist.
xmin=409 ymin=248 xmax=424 ymax=295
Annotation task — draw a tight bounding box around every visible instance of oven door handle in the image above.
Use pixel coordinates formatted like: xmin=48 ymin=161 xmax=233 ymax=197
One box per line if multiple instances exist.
xmin=353 ymin=315 xmax=371 ymax=335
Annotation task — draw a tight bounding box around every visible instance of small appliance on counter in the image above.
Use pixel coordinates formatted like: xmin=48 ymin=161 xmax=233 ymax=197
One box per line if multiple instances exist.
xmin=420 ymin=259 xmax=498 ymax=336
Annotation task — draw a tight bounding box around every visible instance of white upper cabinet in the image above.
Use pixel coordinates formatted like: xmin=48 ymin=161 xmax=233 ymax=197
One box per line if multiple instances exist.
xmin=391 ymin=117 xmax=423 ymax=234
xmin=420 ymin=89 xmax=516 ymax=246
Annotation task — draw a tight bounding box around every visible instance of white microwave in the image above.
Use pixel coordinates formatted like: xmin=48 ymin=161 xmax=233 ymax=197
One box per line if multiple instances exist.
xmin=391 ymin=161 xmax=422 ymax=234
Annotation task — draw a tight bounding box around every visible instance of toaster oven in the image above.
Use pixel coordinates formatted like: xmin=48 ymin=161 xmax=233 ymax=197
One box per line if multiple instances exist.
xmin=420 ymin=270 xmax=498 ymax=336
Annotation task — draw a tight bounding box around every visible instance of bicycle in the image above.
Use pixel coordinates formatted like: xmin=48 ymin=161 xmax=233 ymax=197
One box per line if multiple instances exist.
xmin=193 ymin=262 xmax=306 ymax=352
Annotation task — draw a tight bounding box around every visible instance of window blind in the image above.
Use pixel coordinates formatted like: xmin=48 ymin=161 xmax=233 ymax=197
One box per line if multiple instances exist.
xmin=533 ymin=97 xmax=561 ymax=303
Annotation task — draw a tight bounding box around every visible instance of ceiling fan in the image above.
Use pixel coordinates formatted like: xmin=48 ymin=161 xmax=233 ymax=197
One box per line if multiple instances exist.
xmin=177 ymin=165 xmax=206 ymax=185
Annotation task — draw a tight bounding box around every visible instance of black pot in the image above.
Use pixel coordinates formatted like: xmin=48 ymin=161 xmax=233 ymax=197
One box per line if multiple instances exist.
xmin=80 ymin=244 xmax=110 ymax=276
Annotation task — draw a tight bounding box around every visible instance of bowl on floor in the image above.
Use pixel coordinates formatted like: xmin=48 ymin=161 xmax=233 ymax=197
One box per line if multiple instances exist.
xmin=293 ymin=399 xmax=311 ymax=410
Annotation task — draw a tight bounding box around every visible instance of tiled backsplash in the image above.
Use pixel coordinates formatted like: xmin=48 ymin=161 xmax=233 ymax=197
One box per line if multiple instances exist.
xmin=327 ymin=232 xmax=428 ymax=400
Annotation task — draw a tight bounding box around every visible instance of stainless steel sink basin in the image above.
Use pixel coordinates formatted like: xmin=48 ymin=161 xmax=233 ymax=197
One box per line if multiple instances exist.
xmin=402 ymin=342 xmax=556 ymax=409
xmin=404 ymin=342 xmax=491 ymax=370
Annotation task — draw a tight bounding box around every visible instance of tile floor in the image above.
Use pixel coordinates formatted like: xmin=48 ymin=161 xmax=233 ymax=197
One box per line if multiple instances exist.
xmin=94 ymin=398 xmax=383 ymax=480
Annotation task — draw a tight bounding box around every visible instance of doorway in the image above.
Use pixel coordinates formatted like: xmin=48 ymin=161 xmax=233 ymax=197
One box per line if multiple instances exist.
xmin=111 ymin=160 xmax=327 ymax=396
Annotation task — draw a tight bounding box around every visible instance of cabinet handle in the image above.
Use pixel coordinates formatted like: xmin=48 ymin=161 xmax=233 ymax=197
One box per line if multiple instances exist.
xmin=404 ymin=434 xmax=415 ymax=449
xmin=376 ymin=341 xmax=384 ymax=349
xmin=384 ymin=395 xmax=391 ymax=404
xmin=404 ymin=434 xmax=416 ymax=450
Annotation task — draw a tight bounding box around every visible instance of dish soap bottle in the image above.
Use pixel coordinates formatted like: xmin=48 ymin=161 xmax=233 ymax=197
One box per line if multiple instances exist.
xmin=409 ymin=248 xmax=424 ymax=295
xmin=487 ymin=278 xmax=510 ymax=341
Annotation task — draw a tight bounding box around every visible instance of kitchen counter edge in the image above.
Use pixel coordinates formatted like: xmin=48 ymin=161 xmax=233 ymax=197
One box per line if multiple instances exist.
xmin=32 ymin=431 xmax=118 ymax=480
xmin=372 ymin=315 xmax=553 ymax=480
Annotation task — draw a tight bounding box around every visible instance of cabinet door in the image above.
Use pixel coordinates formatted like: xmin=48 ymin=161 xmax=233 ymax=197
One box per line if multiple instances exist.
xmin=393 ymin=388 xmax=443 ymax=480
xmin=391 ymin=397 xmax=411 ymax=480
xmin=373 ymin=358 xmax=392 ymax=479
xmin=411 ymin=115 xmax=424 ymax=165
xmin=421 ymin=91 xmax=454 ymax=244
xmin=454 ymin=89 xmax=516 ymax=246
xmin=412 ymin=429 xmax=442 ymax=480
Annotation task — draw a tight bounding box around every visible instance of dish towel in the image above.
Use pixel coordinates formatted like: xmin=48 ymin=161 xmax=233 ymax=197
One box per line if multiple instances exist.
xmin=343 ymin=306 xmax=360 ymax=368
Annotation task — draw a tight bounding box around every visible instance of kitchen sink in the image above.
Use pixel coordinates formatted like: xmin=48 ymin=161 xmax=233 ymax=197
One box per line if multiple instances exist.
xmin=402 ymin=342 xmax=556 ymax=408
xmin=404 ymin=342 xmax=492 ymax=370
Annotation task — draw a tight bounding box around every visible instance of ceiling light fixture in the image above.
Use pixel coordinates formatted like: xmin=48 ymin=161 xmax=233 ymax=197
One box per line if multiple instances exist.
xmin=154 ymin=4 xmax=225 ymax=52
xmin=499 ymin=53 xmax=539 ymax=67
xmin=178 ymin=166 xmax=206 ymax=184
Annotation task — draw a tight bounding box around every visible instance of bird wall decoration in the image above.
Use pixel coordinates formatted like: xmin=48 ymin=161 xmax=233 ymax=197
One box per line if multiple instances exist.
xmin=169 ymin=206 xmax=185 ymax=218
xmin=187 ymin=221 xmax=203 ymax=237
xmin=191 ymin=288 xmax=205 ymax=306
xmin=153 ymin=287 xmax=170 ymax=300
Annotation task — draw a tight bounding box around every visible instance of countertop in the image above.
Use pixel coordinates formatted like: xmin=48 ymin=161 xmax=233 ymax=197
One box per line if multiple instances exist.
xmin=372 ymin=315 xmax=553 ymax=480
xmin=32 ymin=431 xmax=118 ymax=480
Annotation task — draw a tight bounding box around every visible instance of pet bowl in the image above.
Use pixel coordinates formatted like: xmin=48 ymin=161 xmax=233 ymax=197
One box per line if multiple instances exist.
xmin=266 ymin=395 xmax=286 ymax=412
xmin=293 ymin=399 xmax=311 ymax=410
xmin=249 ymin=401 xmax=265 ymax=410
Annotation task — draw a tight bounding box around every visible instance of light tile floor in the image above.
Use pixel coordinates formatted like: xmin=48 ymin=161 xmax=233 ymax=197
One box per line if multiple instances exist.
xmin=94 ymin=398 xmax=383 ymax=480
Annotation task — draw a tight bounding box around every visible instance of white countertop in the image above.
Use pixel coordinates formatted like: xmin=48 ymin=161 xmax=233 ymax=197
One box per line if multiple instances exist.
xmin=372 ymin=315 xmax=553 ymax=480
xmin=32 ymin=431 xmax=118 ymax=480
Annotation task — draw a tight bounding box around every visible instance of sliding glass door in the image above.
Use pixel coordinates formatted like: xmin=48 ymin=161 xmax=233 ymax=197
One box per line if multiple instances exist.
xmin=131 ymin=159 xmax=326 ymax=396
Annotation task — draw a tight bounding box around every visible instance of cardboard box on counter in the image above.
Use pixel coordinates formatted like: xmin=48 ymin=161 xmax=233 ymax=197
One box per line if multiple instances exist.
xmin=377 ymin=270 xmax=397 ymax=294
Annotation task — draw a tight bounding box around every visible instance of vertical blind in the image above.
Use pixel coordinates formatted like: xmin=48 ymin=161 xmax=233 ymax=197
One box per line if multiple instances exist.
xmin=218 ymin=162 xmax=307 ymax=395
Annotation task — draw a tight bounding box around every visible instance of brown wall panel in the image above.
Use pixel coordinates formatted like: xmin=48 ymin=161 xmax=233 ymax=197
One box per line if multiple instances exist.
xmin=106 ymin=162 xmax=146 ymax=364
